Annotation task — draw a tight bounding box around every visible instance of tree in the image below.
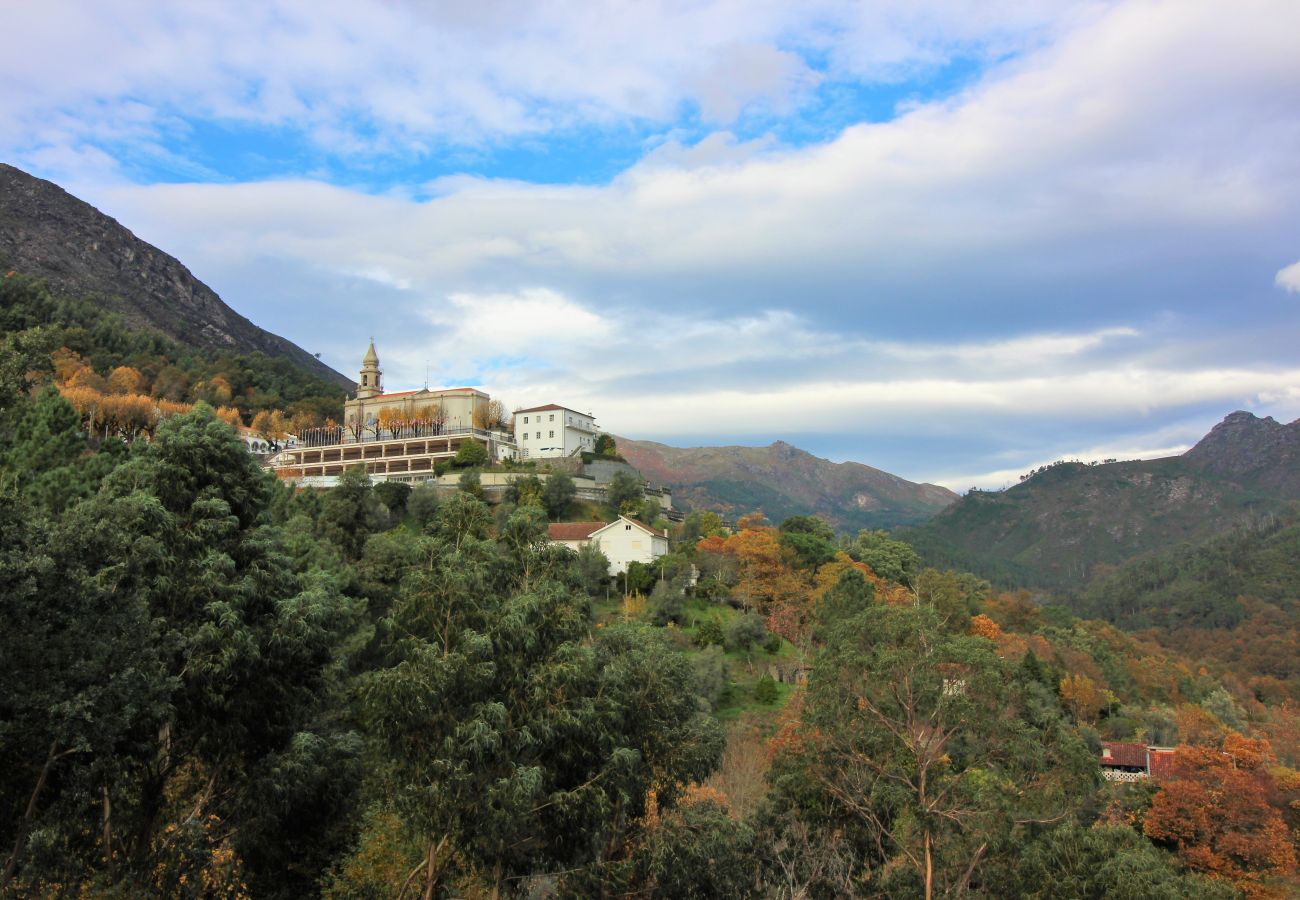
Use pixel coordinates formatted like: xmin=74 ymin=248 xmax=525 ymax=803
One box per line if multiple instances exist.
xmin=606 ymin=469 xmax=643 ymax=509
xmin=105 ymin=365 xmax=144 ymax=395
xmin=457 ymin=468 xmax=483 ymax=498
xmin=848 ymin=529 xmax=921 ymax=586
xmin=726 ymin=613 xmax=769 ymax=654
xmin=2 ymin=406 xmax=364 ymax=894
xmin=593 ymin=433 xmax=618 ymax=458
xmin=1144 ymin=733 xmax=1297 ymax=889
xmin=989 ymin=824 xmax=1239 ymax=899
xmin=596 ymin=795 xmax=758 ymax=898
xmin=359 ymin=546 xmax=724 ymax=900
xmin=574 ymin=542 xmax=611 ymax=596
xmin=779 ymin=515 xmax=838 ymax=570
xmin=319 ymin=466 xmax=388 ymax=560
xmin=543 ymin=471 xmax=576 ymax=520
xmin=453 ymin=438 xmax=488 ymax=468
xmin=796 ymin=603 xmax=1097 ymax=900
xmin=408 ymin=484 xmax=440 ymax=530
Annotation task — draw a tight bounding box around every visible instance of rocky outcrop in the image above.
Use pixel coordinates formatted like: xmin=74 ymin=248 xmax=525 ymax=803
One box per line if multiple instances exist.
xmin=0 ymin=163 xmax=351 ymax=388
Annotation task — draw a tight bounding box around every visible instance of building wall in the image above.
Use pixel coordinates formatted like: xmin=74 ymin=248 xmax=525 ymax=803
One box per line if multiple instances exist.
xmin=344 ymin=388 xmax=488 ymax=430
xmin=590 ymin=518 xmax=670 ymax=575
xmin=515 ymin=407 xmax=597 ymax=458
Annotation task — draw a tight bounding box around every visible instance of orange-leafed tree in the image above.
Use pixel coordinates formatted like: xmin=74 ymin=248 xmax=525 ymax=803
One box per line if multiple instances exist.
xmin=1060 ymin=673 xmax=1107 ymax=725
xmin=106 ymin=365 xmax=145 ymax=395
xmin=728 ymin=526 xmax=807 ymax=614
xmin=1144 ymin=734 xmax=1297 ymax=893
xmin=968 ymin=614 xmax=1002 ymax=641
xmin=376 ymin=406 xmax=403 ymax=438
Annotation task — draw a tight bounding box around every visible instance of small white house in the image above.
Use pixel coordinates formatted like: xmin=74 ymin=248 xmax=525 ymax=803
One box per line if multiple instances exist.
xmin=547 ymin=515 xmax=670 ymax=575
xmin=514 ymin=404 xmax=597 ymax=459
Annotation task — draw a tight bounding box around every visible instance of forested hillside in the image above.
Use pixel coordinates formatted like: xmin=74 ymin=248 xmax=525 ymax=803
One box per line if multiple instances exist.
xmin=2 ymin=323 xmax=1297 ymax=895
xmin=904 ymin=412 xmax=1300 ymax=590
xmin=1 ymin=273 xmax=345 ymax=428
xmin=1077 ymin=511 xmax=1300 ymax=701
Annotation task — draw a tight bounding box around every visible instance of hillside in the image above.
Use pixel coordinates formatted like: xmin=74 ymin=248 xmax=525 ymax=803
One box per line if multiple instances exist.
xmin=904 ymin=411 xmax=1300 ymax=589
xmin=0 ymin=162 xmax=351 ymax=388
xmin=1077 ymin=509 xmax=1300 ymax=698
xmin=616 ymin=436 xmax=957 ymax=531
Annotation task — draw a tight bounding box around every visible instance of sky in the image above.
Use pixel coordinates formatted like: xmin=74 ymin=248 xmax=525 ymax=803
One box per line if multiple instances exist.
xmin=3 ymin=0 xmax=1299 ymax=490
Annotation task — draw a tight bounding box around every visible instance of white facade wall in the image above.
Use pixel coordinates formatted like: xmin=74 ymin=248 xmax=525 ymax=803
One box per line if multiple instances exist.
xmin=589 ymin=517 xmax=670 ymax=576
xmin=514 ymin=406 xmax=598 ymax=459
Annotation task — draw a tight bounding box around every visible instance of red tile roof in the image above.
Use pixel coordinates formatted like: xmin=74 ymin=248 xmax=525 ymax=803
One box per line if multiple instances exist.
xmin=365 ymin=386 xmax=485 ymax=400
xmin=1100 ymin=742 xmax=1148 ymax=769
xmin=548 ymin=522 xmax=607 ymax=542
xmin=1146 ymin=748 xmax=1177 ymax=780
xmin=515 ymin=403 xmax=592 ymax=415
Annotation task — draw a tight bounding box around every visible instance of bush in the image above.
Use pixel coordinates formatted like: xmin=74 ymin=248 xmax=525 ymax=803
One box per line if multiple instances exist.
xmin=694 ymin=618 xmax=725 ymax=648
xmin=691 ymin=646 xmax=728 ymax=710
xmin=762 ymin=631 xmax=783 ymax=654
xmin=407 ymin=484 xmax=440 ymax=529
xmin=372 ymin=481 xmax=410 ymax=519
xmin=457 ymin=469 xmax=483 ymax=498
xmin=649 ymin=577 xmax=687 ymax=626
xmin=725 ymin=613 xmax=768 ymax=653
xmin=452 ymin=439 xmax=488 ymax=468
xmin=754 ymin=675 xmax=778 ymax=704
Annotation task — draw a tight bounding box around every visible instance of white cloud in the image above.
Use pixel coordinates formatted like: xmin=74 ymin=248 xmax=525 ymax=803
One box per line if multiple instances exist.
xmin=0 ymin=0 xmax=1070 ymax=174
xmin=1276 ymin=259 xmax=1300 ymax=293
xmin=9 ymin=1 xmax=1299 ymax=484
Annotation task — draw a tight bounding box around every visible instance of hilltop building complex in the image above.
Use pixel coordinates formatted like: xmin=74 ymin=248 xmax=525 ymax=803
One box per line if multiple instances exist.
xmin=270 ymin=343 xmax=617 ymax=488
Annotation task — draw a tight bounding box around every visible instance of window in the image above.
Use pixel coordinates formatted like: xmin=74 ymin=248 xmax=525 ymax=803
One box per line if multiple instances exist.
xmin=549 ymin=414 xmax=555 ymax=421
xmin=625 ymin=524 xmax=631 ymax=531
xmin=523 ymin=416 xmax=529 ymax=424
xmin=549 ymin=430 xmax=554 ymax=438
xmin=362 ymin=375 xmax=368 ymax=385
xmin=536 ymin=432 xmax=541 ymax=439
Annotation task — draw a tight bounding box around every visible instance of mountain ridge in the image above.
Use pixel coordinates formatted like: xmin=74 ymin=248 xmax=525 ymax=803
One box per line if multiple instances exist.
xmin=903 ymin=410 xmax=1300 ymax=589
xmin=0 ymin=162 xmax=351 ymax=388
xmin=616 ymin=435 xmax=957 ymax=531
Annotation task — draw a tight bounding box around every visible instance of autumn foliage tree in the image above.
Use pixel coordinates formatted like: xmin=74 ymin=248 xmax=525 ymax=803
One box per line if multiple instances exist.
xmin=1144 ymin=733 xmax=1297 ymax=894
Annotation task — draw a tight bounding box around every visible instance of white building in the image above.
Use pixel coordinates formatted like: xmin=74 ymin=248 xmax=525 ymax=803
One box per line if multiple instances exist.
xmin=514 ymin=404 xmax=598 ymax=459
xmin=547 ymin=516 xmax=670 ymax=575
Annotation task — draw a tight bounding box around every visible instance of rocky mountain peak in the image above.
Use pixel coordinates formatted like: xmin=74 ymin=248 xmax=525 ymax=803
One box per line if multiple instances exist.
xmin=0 ymin=162 xmax=350 ymax=388
xmin=1184 ymin=410 xmax=1299 ymax=485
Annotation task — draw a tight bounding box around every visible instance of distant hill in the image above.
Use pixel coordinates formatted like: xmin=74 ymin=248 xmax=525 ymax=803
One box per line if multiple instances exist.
xmin=0 ymin=162 xmax=351 ymax=389
xmin=903 ymin=411 xmax=1300 ymax=590
xmin=615 ymin=437 xmax=957 ymax=531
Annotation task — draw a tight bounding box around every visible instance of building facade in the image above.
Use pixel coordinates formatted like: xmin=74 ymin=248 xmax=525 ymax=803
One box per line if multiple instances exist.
xmin=343 ymin=343 xmax=491 ymax=434
xmin=514 ymin=403 xmax=597 ymax=458
xmin=547 ymin=515 xmax=669 ymax=575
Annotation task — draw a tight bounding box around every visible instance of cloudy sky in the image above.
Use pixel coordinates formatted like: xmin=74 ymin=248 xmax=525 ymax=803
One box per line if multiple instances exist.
xmin=5 ymin=0 xmax=1299 ymax=489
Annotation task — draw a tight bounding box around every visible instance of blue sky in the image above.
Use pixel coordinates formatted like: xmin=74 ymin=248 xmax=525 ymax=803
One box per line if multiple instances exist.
xmin=3 ymin=0 xmax=1299 ymax=489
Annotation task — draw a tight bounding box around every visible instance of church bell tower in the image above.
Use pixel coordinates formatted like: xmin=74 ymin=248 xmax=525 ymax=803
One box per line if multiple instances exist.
xmin=357 ymin=340 xmax=382 ymax=399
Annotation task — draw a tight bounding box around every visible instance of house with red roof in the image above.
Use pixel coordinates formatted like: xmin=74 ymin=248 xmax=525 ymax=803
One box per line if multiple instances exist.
xmin=1099 ymin=741 xmax=1179 ymax=782
xmin=548 ymin=515 xmax=669 ymax=575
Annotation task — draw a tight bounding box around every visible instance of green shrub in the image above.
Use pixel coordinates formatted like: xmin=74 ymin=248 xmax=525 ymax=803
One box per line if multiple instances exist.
xmin=754 ymin=675 xmax=778 ymax=704
xmin=694 ymin=618 xmax=725 ymax=648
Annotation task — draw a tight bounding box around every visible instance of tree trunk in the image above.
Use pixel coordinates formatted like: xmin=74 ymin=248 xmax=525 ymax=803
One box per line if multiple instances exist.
xmin=2 ymin=739 xmax=62 ymax=891
xmin=102 ymin=784 xmax=113 ymax=868
xmin=924 ymin=829 xmax=933 ymax=900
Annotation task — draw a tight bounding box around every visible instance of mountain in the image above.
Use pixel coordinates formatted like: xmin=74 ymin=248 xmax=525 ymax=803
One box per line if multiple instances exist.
xmin=0 ymin=162 xmax=351 ymax=388
xmin=615 ymin=437 xmax=957 ymax=531
xmin=904 ymin=411 xmax=1300 ymax=590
